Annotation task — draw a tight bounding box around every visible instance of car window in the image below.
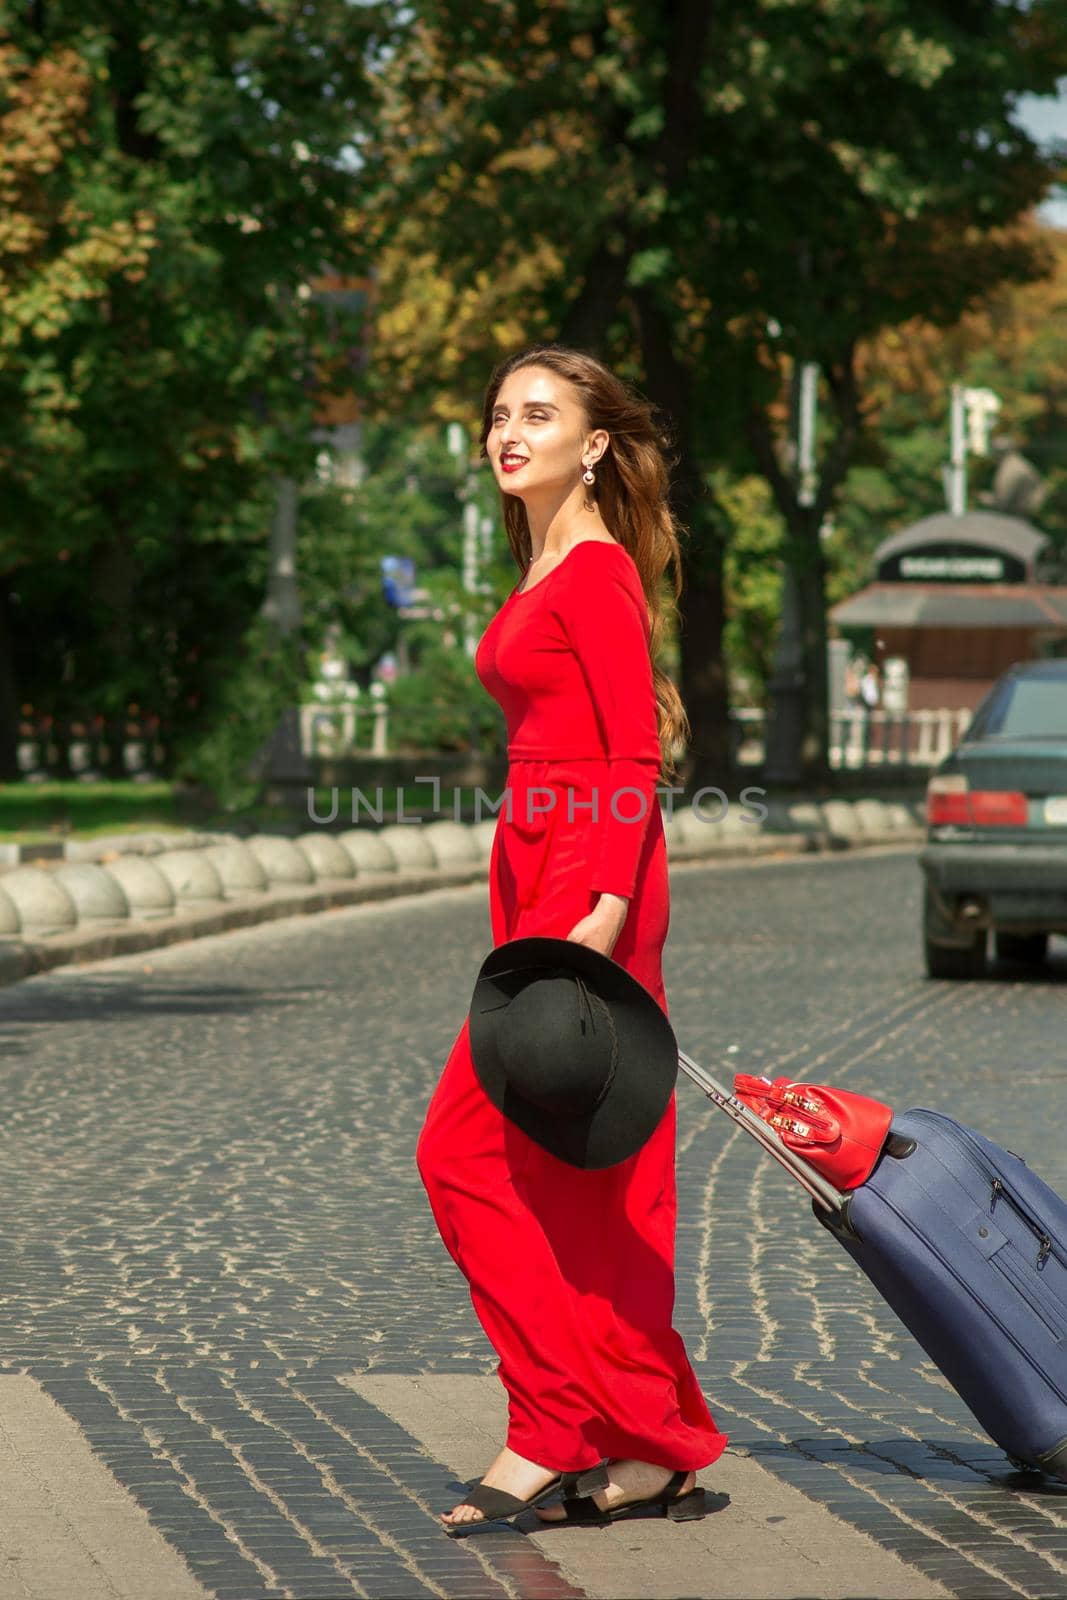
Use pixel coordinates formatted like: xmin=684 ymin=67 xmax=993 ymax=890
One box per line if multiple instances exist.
xmin=967 ymin=679 xmax=1067 ymax=740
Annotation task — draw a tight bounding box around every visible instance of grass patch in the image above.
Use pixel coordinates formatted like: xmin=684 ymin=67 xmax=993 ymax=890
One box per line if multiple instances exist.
xmin=0 ymin=782 xmax=186 ymax=842
xmin=0 ymin=779 xmax=501 ymax=841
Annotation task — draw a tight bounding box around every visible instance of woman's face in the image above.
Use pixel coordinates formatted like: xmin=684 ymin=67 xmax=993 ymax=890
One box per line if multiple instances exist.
xmin=486 ymin=366 xmax=604 ymax=499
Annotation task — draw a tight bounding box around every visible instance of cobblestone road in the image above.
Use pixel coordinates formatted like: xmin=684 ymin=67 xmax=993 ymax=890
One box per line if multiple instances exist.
xmin=0 ymin=848 xmax=1065 ymax=1598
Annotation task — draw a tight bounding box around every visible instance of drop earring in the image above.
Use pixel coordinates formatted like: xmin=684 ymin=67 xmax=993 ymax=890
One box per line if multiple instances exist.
xmin=582 ymin=462 xmax=596 ymax=485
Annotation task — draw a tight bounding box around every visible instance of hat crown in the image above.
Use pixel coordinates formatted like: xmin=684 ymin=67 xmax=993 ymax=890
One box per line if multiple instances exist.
xmin=496 ymin=973 xmax=617 ymax=1118
xmin=468 ymin=934 xmax=679 ymax=1170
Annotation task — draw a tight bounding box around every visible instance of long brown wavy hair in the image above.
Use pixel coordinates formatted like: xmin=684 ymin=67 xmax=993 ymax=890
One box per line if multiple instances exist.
xmin=478 ymin=343 xmax=690 ymax=782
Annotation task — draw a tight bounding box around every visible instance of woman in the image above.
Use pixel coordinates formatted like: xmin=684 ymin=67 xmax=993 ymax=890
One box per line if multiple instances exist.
xmin=416 ymin=343 xmax=728 ymax=1532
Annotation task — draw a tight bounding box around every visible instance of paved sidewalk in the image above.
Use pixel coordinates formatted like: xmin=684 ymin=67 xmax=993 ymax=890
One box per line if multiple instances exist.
xmin=0 ymin=1365 xmax=948 ymax=1600
xmin=350 ymin=1373 xmax=948 ymax=1599
xmin=0 ymin=1376 xmax=206 ymax=1599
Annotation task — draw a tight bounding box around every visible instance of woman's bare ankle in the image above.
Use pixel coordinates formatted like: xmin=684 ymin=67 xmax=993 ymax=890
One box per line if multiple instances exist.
xmin=535 ymin=1458 xmax=694 ymax=1521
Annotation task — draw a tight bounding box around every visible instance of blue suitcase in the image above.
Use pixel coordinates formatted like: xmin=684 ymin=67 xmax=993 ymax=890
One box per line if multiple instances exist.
xmin=677 ymin=1051 xmax=1067 ymax=1481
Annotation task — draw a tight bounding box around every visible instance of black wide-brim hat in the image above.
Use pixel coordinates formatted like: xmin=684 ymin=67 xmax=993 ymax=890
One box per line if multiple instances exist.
xmin=468 ymin=935 xmax=679 ymax=1170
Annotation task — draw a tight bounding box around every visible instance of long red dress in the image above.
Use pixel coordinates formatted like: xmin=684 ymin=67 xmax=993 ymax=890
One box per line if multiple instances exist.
xmin=416 ymin=537 xmax=727 ymax=1475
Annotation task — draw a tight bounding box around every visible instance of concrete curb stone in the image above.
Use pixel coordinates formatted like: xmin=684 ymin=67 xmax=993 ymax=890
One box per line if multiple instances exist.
xmin=1 ymin=867 xmax=78 ymax=934
xmin=62 ymin=830 xmax=216 ymax=863
xmin=294 ymin=832 xmax=355 ymax=879
xmin=199 ymin=841 xmax=270 ymax=895
xmin=675 ymin=805 xmax=764 ymax=854
xmin=820 ymin=798 xmax=864 ymax=844
xmin=0 ymin=885 xmax=20 ymax=935
xmin=468 ymin=819 xmax=498 ymax=859
xmin=376 ymin=822 xmax=436 ymax=870
xmin=154 ymin=850 xmax=226 ymax=905
xmin=0 ymin=798 xmax=923 ymax=987
xmin=52 ymin=863 xmax=131 ymax=924
xmin=104 ymin=856 xmax=177 ymax=919
xmin=0 ymin=941 xmax=33 ymax=983
xmin=336 ymin=829 xmax=398 ymax=873
xmin=422 ymin=819 xmax=482 ymax=866
xmin=784 ymin=800 xmax=826 ymax=833
xmin=246 ymin=835 xmax=315 ymax=886
xmin=7 ymin=865 xmax=486 ymax=981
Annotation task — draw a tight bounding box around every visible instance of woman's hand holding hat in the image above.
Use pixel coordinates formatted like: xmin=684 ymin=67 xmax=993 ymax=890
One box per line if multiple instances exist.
xmin=565 ymin=893 xmax=629 ymax=958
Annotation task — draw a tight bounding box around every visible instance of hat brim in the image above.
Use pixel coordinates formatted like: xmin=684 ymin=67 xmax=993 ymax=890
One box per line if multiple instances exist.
xmin=468 ymin=936 xmax=678 ymax=1170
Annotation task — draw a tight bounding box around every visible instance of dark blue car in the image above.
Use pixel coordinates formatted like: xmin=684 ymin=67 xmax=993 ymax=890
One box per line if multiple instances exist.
xmin=921 ymin=659 xmax=1067 ymax=978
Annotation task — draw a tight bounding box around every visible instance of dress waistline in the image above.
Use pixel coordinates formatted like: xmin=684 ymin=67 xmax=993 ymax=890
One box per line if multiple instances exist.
xmin=506 ymin=750 xmax=653 ymax=763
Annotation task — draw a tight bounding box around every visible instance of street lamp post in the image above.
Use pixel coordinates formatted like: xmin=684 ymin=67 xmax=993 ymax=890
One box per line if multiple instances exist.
xmin=944 ymin=384 xmax=1001 ymax=516
xmin=262 ymin=476 xmax=303 ymax=637
xmin=447 ymin=423 xmax=490 ymax=660
xmin=764 ymin=360 xmax=819 ymax=786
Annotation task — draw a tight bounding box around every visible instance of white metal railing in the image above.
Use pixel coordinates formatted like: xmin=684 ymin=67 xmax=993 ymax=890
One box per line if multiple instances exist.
xmin=730 ymin=706 xmax=973 ymax=769
xmin=299 ymin=682 xmax=390 ymax=758
xmin=298 ymin=689 xmax=972 ymax=770
xmin=829 ymin=707 xmax=973 ymax=768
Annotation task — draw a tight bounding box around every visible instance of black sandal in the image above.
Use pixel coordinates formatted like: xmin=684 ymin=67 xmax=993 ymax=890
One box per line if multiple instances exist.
xmin=536 ymin=1462 xmax=708 ymax=1526
xmin=441 ymin=1467 xmax=592 ymax=1538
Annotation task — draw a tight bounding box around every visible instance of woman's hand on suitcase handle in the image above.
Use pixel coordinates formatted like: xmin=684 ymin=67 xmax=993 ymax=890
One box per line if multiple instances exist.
xmin=565 ymin=893 xmax=629 ymax=957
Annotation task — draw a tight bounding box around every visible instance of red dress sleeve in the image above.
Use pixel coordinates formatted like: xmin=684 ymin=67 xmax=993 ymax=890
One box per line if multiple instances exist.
xmin=552 ymin=551 xmax=663 ymax=900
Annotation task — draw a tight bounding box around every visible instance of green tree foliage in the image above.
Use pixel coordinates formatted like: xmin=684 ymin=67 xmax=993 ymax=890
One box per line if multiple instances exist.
xmin=0 ymin=0 xmax=388 ymax=776
xmin=364 ymin=0 xmax=1066 ymax=780
xmin=831 ymin=221 xmax=1067 ymax=603
xmin=719 ymin=221 xmax=1067 ymax=704
xmin=719 ymin=472 xmax=785 ymax=703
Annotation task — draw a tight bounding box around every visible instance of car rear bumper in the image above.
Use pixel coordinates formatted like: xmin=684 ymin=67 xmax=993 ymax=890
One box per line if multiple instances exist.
xmin=921 ymin=842 xmax=1067 ymax=933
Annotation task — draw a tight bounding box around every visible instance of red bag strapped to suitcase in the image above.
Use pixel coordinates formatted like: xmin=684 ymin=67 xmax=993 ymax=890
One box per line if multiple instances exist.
xmin=731 ymin=1073 xmax=894 ymax=1191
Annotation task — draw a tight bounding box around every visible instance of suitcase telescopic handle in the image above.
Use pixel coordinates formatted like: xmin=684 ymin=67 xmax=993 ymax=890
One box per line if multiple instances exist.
xmin=676 ymin=1047 xmax=849 ymax=1221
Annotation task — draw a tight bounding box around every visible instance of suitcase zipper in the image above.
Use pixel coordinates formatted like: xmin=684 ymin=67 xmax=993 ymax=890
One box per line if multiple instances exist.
xmin=873 ymin=1190 xmax=1067 ymax=1403
xmin=908 ymin=1111 xmax=1063 ymax=1273
xmin=991 ymin=1180 xmax=1055 ymax=1271
xmin=903 ymin=1112 xmax=1067 ymax=1342
xmin=994 ymin=1246 xmax=1067 ymax=1341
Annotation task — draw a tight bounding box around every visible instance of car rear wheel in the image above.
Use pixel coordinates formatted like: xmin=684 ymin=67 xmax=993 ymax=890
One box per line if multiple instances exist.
xmin=924 ymin=929 xmax=987 ymax=979
xmin=923 ymin=884 xmax=988 ymax=979
xmin=994 ymin=931 xmax=1049 ymax=966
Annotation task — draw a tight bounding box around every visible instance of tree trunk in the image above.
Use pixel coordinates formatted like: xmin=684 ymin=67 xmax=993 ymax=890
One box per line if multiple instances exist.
xmin=791 ymin=511 xmax=831 ymax=785
xmin=89 ymin=532 xmax=139 ymax=678
xmin=675 ymin=543 xmax=730 ymax=787
xmin=747 ymin=345 xmax=862 ymax=786
xmin=560 ymin=238 xmax=633 ymax=352
xmin=0 ymin=577 xmax=20 ymax=780
xmin=552 ymin=3 xmax=730 ymax=788
xmin=108 ymin=22 xmax=163 ymax=162
xmin=634 ymin=288 xmax=732 ymax=786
